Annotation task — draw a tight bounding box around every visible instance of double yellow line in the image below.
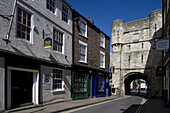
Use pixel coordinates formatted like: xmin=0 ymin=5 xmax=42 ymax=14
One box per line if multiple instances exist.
xmin=135 ymin=98 xmax=147 ymax=113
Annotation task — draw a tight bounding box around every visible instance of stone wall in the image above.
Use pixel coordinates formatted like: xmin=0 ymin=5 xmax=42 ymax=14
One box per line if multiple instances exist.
xmin=110 ymin=9 xmax=163 ymax=97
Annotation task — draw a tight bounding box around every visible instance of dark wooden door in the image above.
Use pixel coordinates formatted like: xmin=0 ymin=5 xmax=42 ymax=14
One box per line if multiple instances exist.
xmin=11 ymin=70 xmax=33 ymax=108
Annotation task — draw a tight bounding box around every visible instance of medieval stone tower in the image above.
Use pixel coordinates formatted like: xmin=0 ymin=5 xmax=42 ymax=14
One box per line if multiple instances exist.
xmin=110 ymin=9 xmax=162 ymax=97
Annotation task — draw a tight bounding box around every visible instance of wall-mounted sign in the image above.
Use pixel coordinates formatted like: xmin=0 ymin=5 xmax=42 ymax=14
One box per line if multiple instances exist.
xmin=110 ymin=66 xmax=115 ymax=73
xmin=44 ymin=37 xmax=52 ymax=48
xmin=43 ymin=74 xmax=51 ymax=90
xmin=156 ymin=38 xmax=169 ymax=51
xmin=156 ymin=66 xmax=165 ymax=76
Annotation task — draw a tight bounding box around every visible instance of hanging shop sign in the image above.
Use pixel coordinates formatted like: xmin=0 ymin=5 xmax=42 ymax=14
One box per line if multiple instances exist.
xmin=44 ymin=37 xmax=52 ymax=48
xmin=156 ymin=38 xmax=169 ymax=51
xmin=43 ymin=74 xmax=51 ymax=90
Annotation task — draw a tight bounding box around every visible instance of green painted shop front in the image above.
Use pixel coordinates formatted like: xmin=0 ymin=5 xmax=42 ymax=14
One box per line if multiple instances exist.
xmin=71 ymin=69 xmax=93 ymax=100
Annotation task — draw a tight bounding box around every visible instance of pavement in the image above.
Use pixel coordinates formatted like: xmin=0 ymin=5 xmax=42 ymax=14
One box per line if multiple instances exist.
xmin=4 ymin=95 xmax=121 ymax=113
xmin=141 ymin=98 xmax=170 ymax=113
xmin=4 ymin=95 xmax=170 ymax=113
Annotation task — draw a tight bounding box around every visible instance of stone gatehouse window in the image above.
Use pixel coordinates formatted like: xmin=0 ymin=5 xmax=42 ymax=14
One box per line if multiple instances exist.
xmin=53 ymin=29 xmax=63 ymax=53
xmin=79 ymin=40 xmax=87 ymax=63
xmin=52 ymin=69 xmax=64 ymax=91
xmin=62 ymin=4 xmax=68 ymax=23
xmin=17 ymin=7 xmax=31 ymax=41
xmin=46 ymin=0 xmax=55 ymax=13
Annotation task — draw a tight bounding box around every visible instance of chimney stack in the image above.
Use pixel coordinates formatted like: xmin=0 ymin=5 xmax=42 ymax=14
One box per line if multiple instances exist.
xmin=87 ymin=17 xmax=94 ymax=24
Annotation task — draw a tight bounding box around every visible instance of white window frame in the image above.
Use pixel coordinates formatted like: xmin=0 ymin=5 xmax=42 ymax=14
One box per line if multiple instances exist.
xmin=100 ymin=51 xmax=105 ymax=68
xmin=79 ymin=17 xmax=87 ymax=38
xmin=100 ymin=33 xmax=105 ymax=48
xmin=46 ymin=0 xmax=56 ymax=13
xmin=53 ymin=28 xmax=65 ymax=54
xmin=16 ymin=6 xmax=34 ymax=44
xmin=62 ymin=4 xmax=68 ymax=23
xmin=52 ymin=68 xmax=64 ymax=92
xmin=79 ymin=40 xmax=87 ymax=63
xmin=164 ymin=2 xmax=166 ymax=26
xmin=167 ymin=0 xmax=169 ymax=12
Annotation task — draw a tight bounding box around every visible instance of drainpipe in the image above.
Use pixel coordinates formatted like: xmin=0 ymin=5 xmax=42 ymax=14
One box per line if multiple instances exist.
xmin=3 ymin=0 xmax=17 ymax=43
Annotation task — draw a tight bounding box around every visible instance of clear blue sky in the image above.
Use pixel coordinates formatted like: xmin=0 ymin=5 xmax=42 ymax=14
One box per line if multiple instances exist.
xmin=67 ymin=0 xmax=162 ymax=52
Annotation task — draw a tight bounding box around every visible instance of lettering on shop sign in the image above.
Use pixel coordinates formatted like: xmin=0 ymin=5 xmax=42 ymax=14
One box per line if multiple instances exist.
xmin=44 ymin=37 xmax=52 ymax=48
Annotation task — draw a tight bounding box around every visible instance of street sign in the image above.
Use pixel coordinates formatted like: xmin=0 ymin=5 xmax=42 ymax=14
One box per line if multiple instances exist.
xmin=110 ymin=66 xmax=115 ymax=73
xmin=156 ymin=38 xmax=169 ymax=51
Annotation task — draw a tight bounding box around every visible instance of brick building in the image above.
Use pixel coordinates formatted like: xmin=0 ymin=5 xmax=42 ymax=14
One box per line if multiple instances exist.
xmin=162 ymin=0 xmax=170 ymax=105
xmin=71 ymin=10 xmax=110 ymax=100
xmin=0 ymin=0 xmax=72 ymax=110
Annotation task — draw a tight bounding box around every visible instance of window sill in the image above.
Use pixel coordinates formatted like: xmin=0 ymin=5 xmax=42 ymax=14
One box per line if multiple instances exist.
xmin=51 ymin=89 xmax=64 ymax=93
xmin=100 ymin=67 xmax=105 ymax=69
xmin=100 ymin=46 xmax=105 ymax=49
xmin=79 ymin=60 xmax=88 ymax=64
xmin=79 ymin=33 xmax=88 ymax=39
xmin=52 ymin=50 xmax=65 ymax=55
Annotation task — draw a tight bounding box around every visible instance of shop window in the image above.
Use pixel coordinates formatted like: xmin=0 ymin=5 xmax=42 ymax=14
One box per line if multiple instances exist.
xmin=17 ymin=7 xmax=31 ymax=41
xmin=79 ymin=40 xmax=87 ymax=63
xmin=53 ymin=29 xmax=63 ymax=53
xmin=100 ymin=33 xmax=105 ymax=48
xmin=46 ymin=0 xmax=55 ymax=13
xmin=100 ymin=51 xmax=105 ymax=68
xmin=97 ymin=78 xmax=104 ymax=92
xmin=52 ymin=69 xmax=64 ymax=91
xmin=74 ymin=73 xmax=87 ymax=92
xmin=79 ymin=17 xmax=87 ymax=37
xmin=62 ymin=4 xmax=68 ymax=23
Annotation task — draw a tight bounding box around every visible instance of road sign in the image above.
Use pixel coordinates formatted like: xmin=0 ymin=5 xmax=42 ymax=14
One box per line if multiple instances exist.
xmin=110 ymin=66 xmax=115 ymax=73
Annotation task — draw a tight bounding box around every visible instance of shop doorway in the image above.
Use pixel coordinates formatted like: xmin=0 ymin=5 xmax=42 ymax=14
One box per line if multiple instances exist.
xmin=7 ymin=67 xmax=39 ymax=109
xmin=11 ymin=70 xmax=33 ymax=108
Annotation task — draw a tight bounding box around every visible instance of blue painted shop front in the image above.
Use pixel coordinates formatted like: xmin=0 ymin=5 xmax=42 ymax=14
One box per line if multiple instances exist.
xmin=94 ymin=74 xmax=110 ymax=97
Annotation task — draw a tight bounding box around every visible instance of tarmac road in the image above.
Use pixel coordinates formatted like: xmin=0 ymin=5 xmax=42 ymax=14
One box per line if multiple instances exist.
xmin=61 ymin=96 xmax=145 ymax=113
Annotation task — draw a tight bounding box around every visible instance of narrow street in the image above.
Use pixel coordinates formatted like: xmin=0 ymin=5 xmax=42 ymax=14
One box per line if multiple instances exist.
xmin=61 ymin=96 xmax=145 ymax=113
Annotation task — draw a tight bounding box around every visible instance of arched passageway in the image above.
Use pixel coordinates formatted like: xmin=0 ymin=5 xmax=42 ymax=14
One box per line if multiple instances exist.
xmin=124 ymin=72 xmax=149 ymax=96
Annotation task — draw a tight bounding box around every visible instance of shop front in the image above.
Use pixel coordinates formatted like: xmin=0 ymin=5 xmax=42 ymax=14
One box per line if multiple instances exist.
xmin=7 ymin=67 xmax=39 ymax=109
xmin=71 ymin=70 xmax=89 ymax=100
xmin=71 ymin=66 xmax=110 ymax=100
xmin=94 ymin=74 xmax=107 ymax=97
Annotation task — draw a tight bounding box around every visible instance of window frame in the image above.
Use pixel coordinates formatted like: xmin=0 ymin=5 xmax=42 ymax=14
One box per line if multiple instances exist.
xmin=100 ymin=51 xmax=105 ymax=68
xmin=79 ymin=17 xmax=87 ymax=38
xmin=52 ymin=68 xmax=64 ymax=92
xmin=53 ymin=28 xmax=65 ymax=54
xmin=79 ymin=40 xmax=87 ymax=63
xmin=100 ymin=33 xmax=105 ymax=48
xmin=16 ymin=6 xmax=33 ymax=44
xmin=62 ymin=4 xmax=68 ymax=23
xmin=46 ymin=0 xmax=56 ymax=13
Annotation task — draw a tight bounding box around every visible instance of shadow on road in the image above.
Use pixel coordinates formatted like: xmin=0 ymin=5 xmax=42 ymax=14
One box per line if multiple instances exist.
xmin=120 ymin=104 xmax=140 ymax=113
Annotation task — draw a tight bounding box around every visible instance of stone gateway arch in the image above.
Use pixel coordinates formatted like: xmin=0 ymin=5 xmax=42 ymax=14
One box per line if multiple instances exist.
xmin=110 ymin=9 xmax=163 ymax=98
